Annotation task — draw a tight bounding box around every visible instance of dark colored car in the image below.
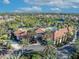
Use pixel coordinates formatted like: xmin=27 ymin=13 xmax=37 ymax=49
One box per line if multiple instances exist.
xmin=0 ymin=47 xmax=8 ymax=55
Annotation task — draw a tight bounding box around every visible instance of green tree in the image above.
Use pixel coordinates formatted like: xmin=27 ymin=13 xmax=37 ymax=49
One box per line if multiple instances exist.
xmin=43 ymin=45 xmax=57 ymax=59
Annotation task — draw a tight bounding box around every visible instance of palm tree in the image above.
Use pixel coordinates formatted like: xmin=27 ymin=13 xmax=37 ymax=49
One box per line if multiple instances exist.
xmin=42 ymin=44 xmax=57 ymax=59
xmin=71 ymin=39 xmax=79 ymax=59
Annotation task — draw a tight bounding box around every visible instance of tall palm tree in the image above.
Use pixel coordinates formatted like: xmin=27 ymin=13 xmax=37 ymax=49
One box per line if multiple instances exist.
xmin=43 ymin=44 xmax=57 ymax=59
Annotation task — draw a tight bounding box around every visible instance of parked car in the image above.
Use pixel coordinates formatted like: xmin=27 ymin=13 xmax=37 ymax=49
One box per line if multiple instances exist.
xmin=0 ymin=47 xmax=8 ymax=55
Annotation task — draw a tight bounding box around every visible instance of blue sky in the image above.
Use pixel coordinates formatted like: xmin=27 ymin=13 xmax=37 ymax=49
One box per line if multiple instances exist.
xmin=0 ymin=0 xmax=79 ymax=13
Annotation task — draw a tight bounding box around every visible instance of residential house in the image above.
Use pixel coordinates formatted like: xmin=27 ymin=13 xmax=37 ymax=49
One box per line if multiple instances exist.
xmin=35 ymin=28 xmax=46 ymax=40
xmin=0 ymin=16 xmax=3 ymax=20
xmin=35 ymin=28 xmax=48 ymax=45
xmin=14 ymin=28 xmax=27 ymax=38
xmin=51 ymin=27 xmax=74 ymax=44
xmin=35 ymin=27 xmax=57 ymax=40
xmin=35 ymin=28 xmax=46 ymax=34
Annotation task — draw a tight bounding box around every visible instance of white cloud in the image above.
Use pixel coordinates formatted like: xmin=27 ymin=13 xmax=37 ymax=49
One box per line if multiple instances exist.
xmin=51 ymin=8 xmax=61 ymax=11
xmin=3 ymin=0 xmax=10 ymax=4
xmin=14 ymin=10 xmax=22 ymax=13
xmin=72 ymin=6 xmax=78 ymax=8
xmin=24 ymin=0 xmax=79 ymax=8
xmin=14 ymin=6 xmax=42 ymax=13
xmin=51 ymin=8 xmax=61 ymax=13
xmin=20 ymin=6 xmax=42 ymax=12
xmin=66 ymin=0 xmax=79 ymax=3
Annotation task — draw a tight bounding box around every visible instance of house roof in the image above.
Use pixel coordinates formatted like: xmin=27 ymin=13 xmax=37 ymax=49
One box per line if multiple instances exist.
xmin=14 ymin=28 xmax=27 ymax=37
xmin=35 ymin=28 xmax=46 ymax=33
xmin=0 ymin=16 xmax=3 ymax=19
xmin=53 ymin=27 xmax=73 ymax=40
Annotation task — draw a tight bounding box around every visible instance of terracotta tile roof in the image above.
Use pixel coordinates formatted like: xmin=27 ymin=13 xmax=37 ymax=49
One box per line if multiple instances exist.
xmin=35 ymin=28 xmax=46 ymax=33
xmin=14 ymin=28 xmax=27 ymax=37
xmin=52 ymin=27 xmax=73 ymax=40
xmin=54 ymin=28 xmax=68 ymax=39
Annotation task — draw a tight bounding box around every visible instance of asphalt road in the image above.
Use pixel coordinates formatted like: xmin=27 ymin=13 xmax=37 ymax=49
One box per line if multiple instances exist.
xmin=23 ymin=45 xmax=45 ymax=52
